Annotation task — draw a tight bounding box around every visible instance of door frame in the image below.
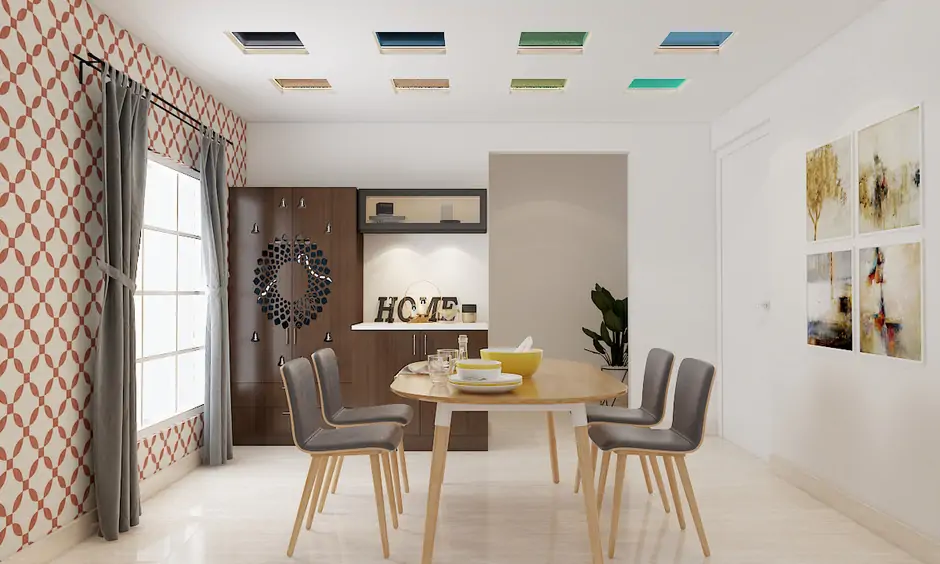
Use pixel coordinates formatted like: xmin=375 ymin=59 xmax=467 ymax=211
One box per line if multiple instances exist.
xmin=713 ymin=119 xmax=771 ymax=439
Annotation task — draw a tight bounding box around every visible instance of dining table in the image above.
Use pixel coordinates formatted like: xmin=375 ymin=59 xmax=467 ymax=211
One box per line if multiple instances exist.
xmin=390 ymin=358 xmax=627 ymax=564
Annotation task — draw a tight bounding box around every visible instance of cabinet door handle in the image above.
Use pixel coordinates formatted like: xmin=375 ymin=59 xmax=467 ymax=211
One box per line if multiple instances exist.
xmin=412 ymin=334 xmax=417 ymax=356
xmin=423 ymin=334 xmax=428 ymax=356
xmin=292 ymin=327 xmax=297 ymax=345
xmin=282 ymin=411 xmax=290 ymax=416
xmin=285 ymin=328 xmax=290 ymax=345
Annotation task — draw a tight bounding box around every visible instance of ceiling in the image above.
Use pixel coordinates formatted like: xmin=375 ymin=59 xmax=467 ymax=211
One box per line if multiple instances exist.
xmin=90 ymin=0 xmax=884 ymax=123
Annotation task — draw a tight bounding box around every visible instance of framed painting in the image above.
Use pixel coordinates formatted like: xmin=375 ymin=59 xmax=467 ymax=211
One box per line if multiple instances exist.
xmin=806 ymin=135 xmax=852 ymax=241
xmin=807 ymin=250 xmax=853 ymax=350
xmin=858 ymin=107 xmax=922 ymax=234
xmin=859 ymin=242 xmax=923 ymax=361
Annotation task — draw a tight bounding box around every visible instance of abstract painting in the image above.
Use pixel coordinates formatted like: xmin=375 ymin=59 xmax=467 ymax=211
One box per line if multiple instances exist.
xmin=858 ymin=107 xmax=922 ymax=233
xmin=806 ymin=135 xmax=852 ymax=241
xmin=859 ymin=243 xmax=922 ymax=360
xmin=807 ymin=251 xmax=853 ymax=350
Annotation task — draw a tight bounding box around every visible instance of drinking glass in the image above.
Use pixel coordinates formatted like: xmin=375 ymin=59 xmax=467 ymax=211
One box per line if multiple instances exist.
xmin=428 ymin=354 xmax=448 ymax=385
xmin=437 ymin=349 xmax=459 ymax=375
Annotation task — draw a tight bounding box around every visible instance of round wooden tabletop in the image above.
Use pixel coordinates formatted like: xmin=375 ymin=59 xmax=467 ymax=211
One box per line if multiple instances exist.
xmin=390 ymin=358 xmax=627 ymax=405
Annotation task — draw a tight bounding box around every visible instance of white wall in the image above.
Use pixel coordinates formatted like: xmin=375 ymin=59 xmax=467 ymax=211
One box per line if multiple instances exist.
xmin=713 ymin=0 xmax=940 ymax=541
xmin=249 ymin=122 xmax=717 ymax=426
xmin=489 ymin=153 xmax=629 ymax=363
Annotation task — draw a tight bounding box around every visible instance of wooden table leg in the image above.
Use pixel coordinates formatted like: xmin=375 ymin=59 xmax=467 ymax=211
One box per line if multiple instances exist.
xmin=546 ymin=412 xmax=560 ymax=484
xmin=571 ymin=406 xmax=604 ymax=564
xmin=421 ymin=404 xmax=452 ymax=564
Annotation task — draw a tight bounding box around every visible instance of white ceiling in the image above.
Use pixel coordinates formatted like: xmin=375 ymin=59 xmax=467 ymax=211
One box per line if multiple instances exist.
xmin=91 ymin=0 xmax=884 ymax=123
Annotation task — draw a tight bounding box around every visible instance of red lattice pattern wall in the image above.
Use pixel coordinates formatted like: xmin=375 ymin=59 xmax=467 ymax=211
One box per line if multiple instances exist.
xmin=0 ymin=0 xmax=246 ymax=556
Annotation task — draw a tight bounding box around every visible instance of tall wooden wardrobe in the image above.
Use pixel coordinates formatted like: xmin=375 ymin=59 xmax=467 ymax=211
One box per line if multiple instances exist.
xmin=228 ymin=187 xmax=363 ymax=445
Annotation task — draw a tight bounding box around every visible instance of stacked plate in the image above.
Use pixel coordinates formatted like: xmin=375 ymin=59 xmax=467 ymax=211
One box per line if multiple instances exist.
xmin=449 ymin=359 xmax=522 ymax=394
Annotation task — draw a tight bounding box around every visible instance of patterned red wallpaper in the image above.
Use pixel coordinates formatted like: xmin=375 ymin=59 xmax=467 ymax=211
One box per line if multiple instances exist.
xmin=0 ymin=0 xmax=247 ymax=556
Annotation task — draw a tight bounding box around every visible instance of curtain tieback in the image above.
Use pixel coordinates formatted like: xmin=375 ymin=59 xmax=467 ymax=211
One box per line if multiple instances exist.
xmin=96 ymin=257 xmax=137 ymax=292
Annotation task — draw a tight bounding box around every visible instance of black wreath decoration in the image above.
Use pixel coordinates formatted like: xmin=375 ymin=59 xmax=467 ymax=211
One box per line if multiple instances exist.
xmin=253 ymin=238 xmax=332 ymax=329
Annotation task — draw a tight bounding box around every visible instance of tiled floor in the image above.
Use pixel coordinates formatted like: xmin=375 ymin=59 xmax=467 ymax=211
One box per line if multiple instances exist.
xmin=54 ymin=413 xmax=921 ymax=564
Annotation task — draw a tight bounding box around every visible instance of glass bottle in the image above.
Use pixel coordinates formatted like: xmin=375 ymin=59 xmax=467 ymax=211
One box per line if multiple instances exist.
xmin=457 ymin=334 xmax=469 ymax=360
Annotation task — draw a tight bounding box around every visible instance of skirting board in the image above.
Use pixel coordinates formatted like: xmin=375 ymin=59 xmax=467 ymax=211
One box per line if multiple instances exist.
xmin=771 ymin=456 xmax=940 ymax=564
xmin=6 ymin=453 xmax=202 ymax=564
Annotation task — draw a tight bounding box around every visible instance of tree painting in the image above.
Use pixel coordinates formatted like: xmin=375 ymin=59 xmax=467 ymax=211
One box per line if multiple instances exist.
xmin=806 ymin=136 xmax=851 ymax=241
xmin=858 ymin=107 xmax=922 ymax=233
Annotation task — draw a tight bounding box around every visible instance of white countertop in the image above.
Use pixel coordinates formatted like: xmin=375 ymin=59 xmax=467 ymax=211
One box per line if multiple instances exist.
xmin=351 ymin=322 xmax=489 ymax=331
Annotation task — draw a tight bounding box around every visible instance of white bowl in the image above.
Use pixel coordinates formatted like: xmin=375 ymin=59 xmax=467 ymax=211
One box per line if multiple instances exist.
xmin=455 ymin=359 xmax=501 ymax=381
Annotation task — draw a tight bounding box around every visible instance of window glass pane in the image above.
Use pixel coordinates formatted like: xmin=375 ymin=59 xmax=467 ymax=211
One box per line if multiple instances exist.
xmin=178 ymin=174 xmax=202 ymax=237
xmin=178 ymin=294 xmax=207 ymax=350
xmin=142 ymin=230 xmax=177 ymax=291
xmin=141 ymin=357 xmax=177 ymax=427
xmin=134 ymin=296 xmax=143 ymax=360
xmin=178 ymin=237 xmax=204 ymax=292
xmin=177 ymin=350 xmax=205 ymax=412
xmin=142 ymin=295 xmax=177 ymax=357
xmin=144 ymin=161 xmax=178 ymax=230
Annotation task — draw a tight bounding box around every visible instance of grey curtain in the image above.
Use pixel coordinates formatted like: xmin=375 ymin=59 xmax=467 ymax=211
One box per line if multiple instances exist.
xmin=200 ymin=129 xmax=233 ymax=466
xmin=92 ymin=64 xmax=150 ymax=540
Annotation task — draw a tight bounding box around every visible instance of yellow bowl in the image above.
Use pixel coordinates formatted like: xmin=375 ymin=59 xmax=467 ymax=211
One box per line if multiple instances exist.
xmin=480 ymin=348 xmax=543 ymax=378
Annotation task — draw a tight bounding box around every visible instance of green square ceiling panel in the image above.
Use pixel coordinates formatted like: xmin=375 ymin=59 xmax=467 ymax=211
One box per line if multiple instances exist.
xmin=519 ymin=32 xmax=588 ymax=48
xmin=628 ymin=78 xmax=687 ymax=90
xmin=510 ymin=78 xmax=568 ymax=90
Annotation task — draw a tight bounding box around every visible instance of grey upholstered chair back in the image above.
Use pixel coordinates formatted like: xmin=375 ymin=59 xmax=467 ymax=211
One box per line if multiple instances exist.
xmin=670 ymin=358 xmax=716 ymax=448
xmin=639 ymin=348 xmax=676 ymax=421
xmin=311 ymin=348 xmax=345 ymax=425
xmin=280 ymin=358 xmax=322 ymax=447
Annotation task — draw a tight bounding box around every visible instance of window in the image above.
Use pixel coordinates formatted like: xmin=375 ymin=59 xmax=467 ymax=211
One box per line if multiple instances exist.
xmin=135 ymin=158 xmax=206 ymax=430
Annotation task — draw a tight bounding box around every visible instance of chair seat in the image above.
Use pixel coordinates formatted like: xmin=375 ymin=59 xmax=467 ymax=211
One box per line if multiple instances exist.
xmin=586 ymin=405 xmax=659 ymax=426
xmin=332 ymin=404 xmax=414 ymax=427
xmin=299 ymin=424 xmax=403 ymax=454
xmin=589 ymin=424 xmax=696 ymax=453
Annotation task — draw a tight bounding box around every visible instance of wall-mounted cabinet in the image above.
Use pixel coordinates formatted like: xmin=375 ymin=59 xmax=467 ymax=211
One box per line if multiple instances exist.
xmin=358 ymin=189 xmax=487 ymax=233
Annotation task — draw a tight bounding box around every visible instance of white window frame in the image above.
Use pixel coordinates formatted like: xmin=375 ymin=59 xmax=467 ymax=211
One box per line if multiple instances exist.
xmin=136 ymin=154 xmax=206 ymax=439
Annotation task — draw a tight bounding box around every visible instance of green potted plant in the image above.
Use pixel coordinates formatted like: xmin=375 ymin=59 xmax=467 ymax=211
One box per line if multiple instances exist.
xmin=582 ymin=285 xmax=627 ymax=403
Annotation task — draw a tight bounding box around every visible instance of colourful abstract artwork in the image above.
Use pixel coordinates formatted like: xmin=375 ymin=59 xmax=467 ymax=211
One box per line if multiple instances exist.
xmin=806 ymin=136 xmax=852 ymax=241
xmin=859 ymin=243 xmax=922 ymax=360
xmin=807 ymin=251 xmax=853 ymax=350
xmin=858 ymin=108 xmax=922 ymax=233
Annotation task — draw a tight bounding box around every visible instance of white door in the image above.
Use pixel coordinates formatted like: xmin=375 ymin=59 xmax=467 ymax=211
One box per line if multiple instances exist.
xmin=719 ymin=131 xmax=773 ymax=460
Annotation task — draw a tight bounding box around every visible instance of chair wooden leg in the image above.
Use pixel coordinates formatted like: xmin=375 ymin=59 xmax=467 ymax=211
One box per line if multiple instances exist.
xmin=305 ymin=456 xmax=327 ymax=530
xmin=422 ymin=424 xmax=451 ymax=564
xmin=398 ymin=442 xmax=410 ymax=494
xmin=574 ymin=426 xmax=604 ymax=564
xmin=389 ymin=446 xmax=404 ymax=514
xmin=608 ymin=452 xmax=627 ymax=558
xmin=381 ymin=452 xmax=399 ymax=530
xmin=370 ymin=454 xmax=390 ymax=559
xmin=676 ymin=455 xmax=710 ymax=557
xmin=330 ymin=456 xmax=344 ymax=494
xmin=574 ymin=463 xmax=581 ymax=494
xmin=317 ymin=456 xmax=338 ymax=513
xmin=663 ymin=455 xmax=686 ymax=530
xmin=640 ymin=454 xmax=654 ymax=494
xmin=648 ymin=455 xmax=671 ymax=513
xmin=287 ymin=456 xmax=319 ymax=557
xmin=546 ymin=412 xmax=560 ymax=484
xmin=596 ymin=451 xmax=611 ymax=514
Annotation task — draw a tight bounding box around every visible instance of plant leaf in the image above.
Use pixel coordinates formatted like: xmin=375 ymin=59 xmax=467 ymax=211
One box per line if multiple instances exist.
xmin=592 ymin=339 xmax=605 ymax=354
xmin=600 ymin=323 xmax=613 ymax=346
xmin=591 ymin=288 xmax=614 ymax=312
xmin=613 ymin=299 xmax=627 ymax=325
xmin=582 ymin=327 xmax=602 ymax=341
xmin=603 ymin=309 xmax=624 ymax=333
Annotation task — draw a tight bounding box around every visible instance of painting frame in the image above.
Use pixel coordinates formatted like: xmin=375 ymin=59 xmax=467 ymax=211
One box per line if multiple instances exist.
xmin=856 ymin=105 xmax=924 ymax=236
xmin=806 ymin=247 xmax=855 ymax=353
xmin=806 ymin=134 xmax=854 ymax=243
xmin=856 ymin=239 xmax=925 ymax=363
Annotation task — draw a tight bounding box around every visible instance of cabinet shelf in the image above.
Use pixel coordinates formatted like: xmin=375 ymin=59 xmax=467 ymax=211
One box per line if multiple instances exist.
xmin=358 ymin=189 xmax=487 ymax=234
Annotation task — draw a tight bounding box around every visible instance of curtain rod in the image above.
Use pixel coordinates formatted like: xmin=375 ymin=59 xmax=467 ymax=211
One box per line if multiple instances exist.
xmin=72 ymin=52 xmax=234 ymax=148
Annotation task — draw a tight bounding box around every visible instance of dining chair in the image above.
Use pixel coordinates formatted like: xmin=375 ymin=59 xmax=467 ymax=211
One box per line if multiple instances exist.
xmin=311 ymin=347 xmax=414 ymax=516
xmin=280 ymin=358 xmax=403 ymax=558
xmin=573 ymin=348 xmax=675 ymax=515
xmin=589 ymin=357 xmax=716 ymax=558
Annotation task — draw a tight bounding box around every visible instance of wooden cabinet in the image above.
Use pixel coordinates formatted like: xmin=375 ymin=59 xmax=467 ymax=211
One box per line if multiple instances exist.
xmin=357 ymin=329 xmax=488 ymax=451
xmin=228 ymin=187 xmax=363 ymax=445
